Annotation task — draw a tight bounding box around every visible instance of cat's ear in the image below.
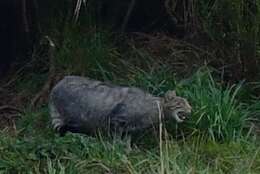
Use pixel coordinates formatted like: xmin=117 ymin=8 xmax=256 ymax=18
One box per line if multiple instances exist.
xmin=164 ymin=90 xmax=176 ymax=101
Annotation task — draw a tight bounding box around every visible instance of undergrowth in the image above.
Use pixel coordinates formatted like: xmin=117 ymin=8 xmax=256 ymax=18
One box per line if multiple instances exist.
xmin=0 ymin=110 xmax=260 ymax=173
xmin=1 ymin=24 xmax=260 ymax=173
xmin=54 ymin=25 xmax=120 ymax=78
xmin=178 ymin=69 xmax=249 ymax=141
xmin=2 ymin=64 xmax=260 ymax=173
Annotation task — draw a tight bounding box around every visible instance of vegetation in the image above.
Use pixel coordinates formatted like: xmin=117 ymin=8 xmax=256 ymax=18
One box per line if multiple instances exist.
xmin=1 ymin=63 xmax=260 ymax=173
xmin=0 ymin=0 xmax=260 ymax=173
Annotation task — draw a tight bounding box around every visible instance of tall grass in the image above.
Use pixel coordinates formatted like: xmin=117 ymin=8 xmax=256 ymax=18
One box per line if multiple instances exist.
xmin=2 ymin=43 xmax=259 ymax=174
xmin=197 ymin=0 xmax=259 ymax=79
xmin=1 ymin=1 xmax=259 ymax=172
xmin=15 ymin=21 xmax=252 ymax=141
xmin=177 ymin=69 xmax=249 ymax=140
xmin=53 ymin=25 xmax=119 ymax=79
xmin=116 ymin=66 xmax=250 ymax=141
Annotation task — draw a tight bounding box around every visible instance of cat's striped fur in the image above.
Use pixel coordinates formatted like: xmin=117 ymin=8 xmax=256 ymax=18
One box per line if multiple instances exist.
xmin=49 ymin=76 xmax=192 ymax=135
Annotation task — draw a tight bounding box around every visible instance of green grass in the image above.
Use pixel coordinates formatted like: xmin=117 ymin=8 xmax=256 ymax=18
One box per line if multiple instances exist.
xmin=1 ymin=113 xmax=260 ymax=173
xmin=111 ymin=66 xmax=251 ymax=141
xmin=2 ymin=66 xmax=260 ymax=173
xmin=2 ymin=23 xmax=260 ymax=173
xmin=178 ymin=69 xmax=250 ymax=141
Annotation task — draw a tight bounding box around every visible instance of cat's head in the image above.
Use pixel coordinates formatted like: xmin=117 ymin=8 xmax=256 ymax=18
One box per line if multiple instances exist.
xmin=163 ymin=90 xmax=192 ymax=123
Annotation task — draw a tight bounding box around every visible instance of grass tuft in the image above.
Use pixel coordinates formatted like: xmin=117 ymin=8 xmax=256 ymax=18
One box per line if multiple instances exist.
xmin=178 ymin=68 xmax=250 ymax=141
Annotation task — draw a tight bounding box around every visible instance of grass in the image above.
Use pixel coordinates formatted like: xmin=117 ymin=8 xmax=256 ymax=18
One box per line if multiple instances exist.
xmin=110 ymin=66 xmax=251 ymax=141
xmin=1 ymin=114 xmax=260 ymax=173
xmin=177 ymin=69 xmax=250 ymax=141
xmin=53 ymin=25 xmax=120 ymax=78
xmin=2 ymin=66 xmax=260 ymax=173
xmin=2 ymin=24 xmax=260 ymax=173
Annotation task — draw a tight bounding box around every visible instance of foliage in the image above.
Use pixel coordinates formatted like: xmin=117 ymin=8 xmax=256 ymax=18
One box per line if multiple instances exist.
xmin=51 ymin=25 xmax=120 ymax=79
xmin=1 ymin=1 xmax=260 ymax=173
xmin=0 ymin=109 xmax=260 ymax=173
xmin=117 ymin=66 xmax=250 ymax=141
xmin=70 ymin=0 xmax=260 ymax=79
xmin=178 ymin=68 xmax=249 ymax=140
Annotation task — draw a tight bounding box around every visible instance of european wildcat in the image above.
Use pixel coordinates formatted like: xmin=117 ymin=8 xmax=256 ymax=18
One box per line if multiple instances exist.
xmin=49 ymin=76 xmax=192 ymax=136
